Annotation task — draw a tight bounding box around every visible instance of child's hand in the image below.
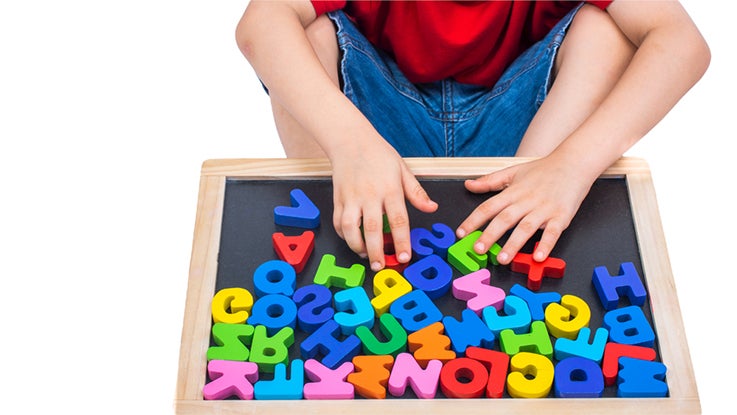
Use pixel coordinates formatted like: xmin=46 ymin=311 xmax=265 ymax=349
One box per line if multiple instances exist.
xmin=456 ymin=156 xmax=596 ymax=265
xmin=330 ymin=143 xmax=437 ymax=272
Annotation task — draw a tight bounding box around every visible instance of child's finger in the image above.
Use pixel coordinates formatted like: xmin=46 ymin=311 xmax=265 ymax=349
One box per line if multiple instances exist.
xmin=332 ymin=203 xmax=345 ymax=241
xmin=473 ymin=204 xmax=526 ymax=263
xmin=464 ymin=168 xmax=515 ymax=194
xmin=495 ymin=213 xmax=545 ymax=265
xmin=533 ymin=219 xmax=567 ymax=262
xmin=403 ymin=173 xmax=438 ymax=214
xmin=361 ymin=207 xmax=387 ymax=272
xmin=340 ymin=207 xmax=367 ymax=259
xmin=456 ymin=192 xmax=511 ymax=242
xmin=384 ymin=197 xmax=412 ymax=265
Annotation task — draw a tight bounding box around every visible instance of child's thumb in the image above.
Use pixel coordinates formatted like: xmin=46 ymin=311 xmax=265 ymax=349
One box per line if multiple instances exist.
xmin=402 ymin=173 xmax=438 ymax=213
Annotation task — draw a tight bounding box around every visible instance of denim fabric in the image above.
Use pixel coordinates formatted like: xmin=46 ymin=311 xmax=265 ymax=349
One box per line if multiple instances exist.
xmin=328 ymin=5 xmax=581 ymax=157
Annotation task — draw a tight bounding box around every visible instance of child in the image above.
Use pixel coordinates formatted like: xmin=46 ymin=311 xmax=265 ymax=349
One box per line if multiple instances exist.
xmin=236 ymin=0 xmax=710 ymax=272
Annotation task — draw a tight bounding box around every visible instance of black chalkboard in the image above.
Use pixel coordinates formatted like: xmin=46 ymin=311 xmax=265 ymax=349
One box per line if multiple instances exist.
xmin=212 ymin=177 xmax=661 ymax=398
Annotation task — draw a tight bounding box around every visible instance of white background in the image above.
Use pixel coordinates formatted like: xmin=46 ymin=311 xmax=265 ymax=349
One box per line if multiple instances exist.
xmin=0 ymin=1 xmax=733 ymax=413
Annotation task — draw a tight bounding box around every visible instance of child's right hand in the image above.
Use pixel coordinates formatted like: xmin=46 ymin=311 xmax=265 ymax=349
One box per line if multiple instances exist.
xmin=236 ymin=1 xmax=438 ymax=271
xmin=329 ymin=141 xmax=438 ymax=272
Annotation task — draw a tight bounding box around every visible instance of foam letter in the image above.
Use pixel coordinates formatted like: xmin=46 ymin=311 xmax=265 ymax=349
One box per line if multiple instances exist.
xmin=509 ymin=284 xmax=561 ymax=322
xmin=440 ymin=357 xmax=488 ymax=399
xmin=553 ymin=356 xmax=604 ymax=398
xmin=303 ymin=359 xmax=355 ymax=399
xmin=388 ymin=352 xmax=442 ymax=399
xmin=355 ymin=312 xmax=407 ymax=357
xmin=203 ymin=360 xmax=259 ymax=400
xmin=272 ymin=231 xmax=315 ymax=273
xmin=482 ymin=295 xmax=532 ymax=337
xmin=389 ymin=290 xmax=443 ymax=333
xmin=442 ymin=309 xmax=495 ymax=354
xmin=452 ymin=268 xmax=505 ymax=315
xmin=273 ymin=188 xmax=320 ymax=229
xmin=410 ymin=223 xmax=456 ymax=259
xmin=603 ymin=305 xmax=655 ymax=347
xmin=333 ymin=286 xmax=375 ymax=335
xmin=407 ymin=322 xmax=456 ymax=366
xmin=247 ymin=294 xmax=297 ymax=336
xmin=506 ymin=352 xmax=554 ymax=398
xmin=313 ymin=254 xmax=365 ymax=289
xmin=544 ymin=294 xmax=591 ymax=339
xmin=248 ymin=325 xmax=294 ymax=373
xmin=371 ymin=268 xmax=412 ymax=316
xmin=617 ymin=357 xmax=668 ymax=397
xmin=254 ymin=359 xmax=304 ymax=400
xmin=300 ymin=319 xmax=362 ymax=369
xmin=252 ymin=259 xmax=296 ymax=297
xmin=402 ymin=254 xmax=453 ymax=299
xmin=347 ymin=355 xmax=394 ymax=399
xmin=293 ymin=284 xmax=334 ymax=333
xmin=207 ymin=322 xmax=254 ymax=361
xmin=447 ymin=231 xmax=487 ymax=274
xmin=499 ymin=320 xmax=553 ymax=359
xmin=211 ymin=287 xmax=254 ymax=324
xmin=592 ymin=262 xmax=647 ymax=310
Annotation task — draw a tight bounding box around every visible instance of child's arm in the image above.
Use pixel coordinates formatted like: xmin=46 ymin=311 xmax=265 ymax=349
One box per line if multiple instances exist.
xmin=457 ymin=0 xmax=710 ymax=265
xmin=236 ymin=1 xmax=438 ymax=271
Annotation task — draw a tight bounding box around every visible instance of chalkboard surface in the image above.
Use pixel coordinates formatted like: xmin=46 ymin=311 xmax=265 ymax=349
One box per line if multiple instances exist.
xmin=211 ymin=177 xmax=660 ymax=398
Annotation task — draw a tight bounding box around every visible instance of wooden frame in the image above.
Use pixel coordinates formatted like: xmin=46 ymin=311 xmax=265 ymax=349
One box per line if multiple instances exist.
xmin=175 ymin=157 xmax=700 ymax=414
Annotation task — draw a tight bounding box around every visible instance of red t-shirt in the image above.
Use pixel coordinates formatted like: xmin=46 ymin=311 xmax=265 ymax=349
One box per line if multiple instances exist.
xmin=312 ymin=1 xmax=613 ymax=87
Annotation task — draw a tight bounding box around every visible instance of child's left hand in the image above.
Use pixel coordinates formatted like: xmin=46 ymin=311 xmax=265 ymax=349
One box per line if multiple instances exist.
xmin=456 ymin=156 xmax=597 ymax=265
